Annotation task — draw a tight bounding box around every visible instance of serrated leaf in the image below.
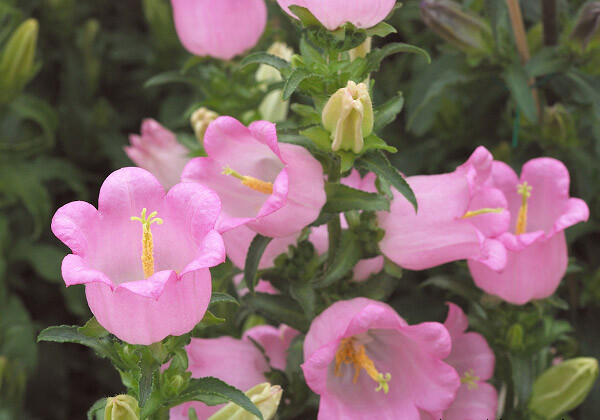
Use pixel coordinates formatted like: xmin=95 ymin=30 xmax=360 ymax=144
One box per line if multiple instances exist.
xmin=139 ymin=358 xmax=155 ymax=408
xmin=365 ymin=22 xmax=397 ymax=38
xmin=373 ymin=92 xmax=404 ymax=132
xmin=37 ymin=325 xmax=114 ymax=359
xmin=323 ymin=183 xmax=390 ymax=213
xmin=288 ymin=5 xmax=324 ymax=28
xmin=362 ymin=133 xmax=397 ymax=153
xmin=244 ymin=234 xmax=273 ymax=295
xmin=169 ymin=377 xmax=264 ymax=420
xmin=299 ymin=38 xmax=327 ymax=70
xmin=242 ymin=293 xmax=310 ymax=332
xmin=240 ymin=52 xmax=290 ymax=71
xmin=361 ymin=43 xmax=430 ymax=79
xmin=503 ymin=62 xmax=537 ymax=123
xmin=282 ymin=68 xmax=314 ymax=100
xmin=87 ymin=398 xmax=107 ymax=420
xmin=357 ymin=151 xmax=417 ymax=212
xmin=312 ymin=231 xmax=361 ymax=288
xmin=290 ymin=281 xmax=317 ymax=319
xmin=209 ymin=292 xmax=238 ymax=307
xmin=78 ymin=317 xmax=109 ymax=338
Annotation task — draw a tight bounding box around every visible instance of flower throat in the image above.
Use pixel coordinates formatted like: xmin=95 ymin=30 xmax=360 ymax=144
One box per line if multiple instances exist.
xmin=335 ymin=337 xmax=392 ymax=394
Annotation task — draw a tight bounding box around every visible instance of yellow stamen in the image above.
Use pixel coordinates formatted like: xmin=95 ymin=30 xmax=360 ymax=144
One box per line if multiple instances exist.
xmin=462 ymin=207 xmax=504 ymax=219
xmin=334 ymin=337 xmax=391 ymax=394
xmin=222 ymin=166 xmax=274 ymax=195
xmin=460 ymin=369 xmax=480 ymax=390
xmin=131 ymin=208 xmax=163 ymax=278
xmin=516 ymin=182 xmax=532 ymax=235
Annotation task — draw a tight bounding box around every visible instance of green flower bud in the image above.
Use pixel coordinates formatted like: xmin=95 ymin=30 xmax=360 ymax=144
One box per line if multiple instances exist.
xmin=104 ymin=395 xmax=140 ymax=420
xmin=0 ymin=19 xmax=39 ymax=104
xmin=420 ymin=0 xmax=492 ymax=55
xmin=570 ymin=3 xmax=600 ymax=51
xmin=207 ymin=383 xmax=282 ymax=420
xmin=322 ymin=81 xmax=373 ymax=154
xmin=190 ymin=107 xmax=218 ymax=144
xmin=529 ymin=357 xmax=599 ymax=420
xmin=506 ymin=323 xmax=524 ymax=350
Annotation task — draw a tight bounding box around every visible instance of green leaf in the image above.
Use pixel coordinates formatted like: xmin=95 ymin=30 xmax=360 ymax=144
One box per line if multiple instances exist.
xmin=361 ymin=43 xmax=430 ymax=79
xmin=87 ymin=398 xmax=107 ymax=420
xmin=299 ymin=126 xmax=332 ymax=152
xmin=195 ymin=311 xmax=225 ymax=329
xmin=503 ymin=62 xmax=537 ymax=123
xmin=365 ymin=22 xmax=397 ymax=38
xmin=9 ymin=241 xmax=64 ymax=282
xmin=288 ymin=5 xmax=324 ymax=28
xmin=373 ymin=92 xmax=404 ymax=132
xmin=512 ymin=355 xmax=534 ymax=405
xmin=282 ymin=68 xmax=313 ymax=100
xmin=244 ymin=234 xmax=273 ymax=295
xmin=37 ymin=325 xmax=114 ymax=359
xmin=323 ymin=183 xmax=390 ymax=213
xmin=525 ymin=47 xmax=569 ymax=79
xmin=144 ymin=71 xmax=204 ymax=89
xmin=362 ymin=133 xmax=397 ymax=153
xmin=169 ymin=377 xmax=264 ymax=420
xmin=242 ymin=293 xmax=310 ymax=332
xmin=240 ymin=52 xmax=290 ymax=72
xmin=78 ymin=317 xmax=109 ymax=339
xmin=357 ymin=150 xmax=417 ymax=212
xmin=139 ymin=357 xmax=156 ymax=408
xmin=299 ymin=38 xmax=327 ymax=70
xmin=312 ymin=231 xmax=361 ymax=288
xmin=6 ymin=94 xmax=58 ymax=152
xmin=209 ymin=292 xmax=239 ymax=307
xmin=290 ymin=281 xmax=317 ymax=319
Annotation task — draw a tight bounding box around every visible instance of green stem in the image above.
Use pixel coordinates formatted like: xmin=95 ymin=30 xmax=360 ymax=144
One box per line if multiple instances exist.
xmin=326 ymin=155 xmax=342 ymax=268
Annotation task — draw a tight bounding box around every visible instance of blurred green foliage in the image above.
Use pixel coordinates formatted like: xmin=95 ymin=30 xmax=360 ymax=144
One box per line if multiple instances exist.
xmin=0 ymin=0 xmax=599 ymax=418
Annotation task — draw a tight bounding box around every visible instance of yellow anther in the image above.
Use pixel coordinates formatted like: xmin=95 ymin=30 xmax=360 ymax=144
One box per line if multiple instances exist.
xmin=516 ymin=182 xmax=532 ymax=235
xmin=460 ymin=369 xmax=480 ymax=390
xmin=131 ymin=208 xmax=163 ymax=278
xmin=462 ymin=207 xmax=504 ymax=219
xmin=334 ymin=338 xmax=391 ymax=394
xmin=222 ymin=166 xmax=274 ymax=195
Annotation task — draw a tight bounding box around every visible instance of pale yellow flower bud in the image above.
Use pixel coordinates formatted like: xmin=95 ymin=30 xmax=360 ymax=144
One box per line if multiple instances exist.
xmin=190 ymin=107 xmax=218 ymax=144
xmin=104 ymin=395 xmax=140 ymax=420
xmin=207 ymin=383 xmax=283 ymax=420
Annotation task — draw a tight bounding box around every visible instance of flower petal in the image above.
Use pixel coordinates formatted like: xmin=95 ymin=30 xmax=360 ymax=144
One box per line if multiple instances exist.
xmin=51 ymin=201 xmax=99 ymax=257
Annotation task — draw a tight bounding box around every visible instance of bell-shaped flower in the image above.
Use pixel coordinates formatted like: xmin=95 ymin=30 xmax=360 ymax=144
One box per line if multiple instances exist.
xmin=302 ymin=297 xmax=460 ymax=420
xmin=182 ymin=117 xmax=326 ymax=238
xmin=125 ymin=119 xmax=190 ymax=190
xmin=51 ymin=167 xmax=225 ymax=345
xmin=170 ymin=0 xmax=267 ymax=60
xmin=422 ymin=303 xmax=497 ymax=420
xmin=277 ymin=0 xmax=397 ymax=31
xmin=169 ymin=336 xmax=269 ymax=420
xmin=379 ymin=146 xmax=510 ymax=271
xmin=243 ymin=324 xmax=300 ymax=371
xmin=468 ymin=158 xmax=589 ymax=304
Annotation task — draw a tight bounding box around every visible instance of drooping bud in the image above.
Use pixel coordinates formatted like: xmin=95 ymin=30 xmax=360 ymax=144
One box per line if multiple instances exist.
xmin=207 ymin=383 xmax=283 ymax=420
xmin=322 ymin=81 xmax=373 ymax=154
xmin=257 ymin=42 xmax=294 ymax=123
xmin=104 ymin=395 xmax=140 ymax=420
xmin=190 ymin=107 xmax=219 ymax=144
xmin=570 ymin=3 xmax=600 ymax=51
xmin=0 ymin=19 xmax=39 ymax=104
xmin=529 ymin=357 xmax=599 ymax=420
xmin=420 ymin=0 xmax=492 ymax=55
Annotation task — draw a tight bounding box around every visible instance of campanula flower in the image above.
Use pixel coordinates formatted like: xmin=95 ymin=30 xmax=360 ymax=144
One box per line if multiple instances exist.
xmin=379 ymin=146 xmax=510 ymax=271
xmin=170 ymin=0 xmax=267 ymax=60
xmin=302 ymin=298 xmax=460 ymax=420
xmin=125 ymin=119 xmax=190 ymax=190
xmin=244 ymin=324 xmax=300 ymax=371
xmin=51 ymin=167 xmax=225 ymax=344
xmin=182 ymin=117 xmax=326 ymax=238
xmin=277 ymin=0 xmax=397 ymax=31
xmin=468 ymin=158 xmax=589 ymax=304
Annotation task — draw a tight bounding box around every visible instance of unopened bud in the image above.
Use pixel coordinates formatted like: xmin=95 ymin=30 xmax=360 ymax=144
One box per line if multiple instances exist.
xmin=256 ymin=42 xmax=293 ymax=84
xmin=420 ymin=0 xmax=492 ymax=55
xmin=207 ymin=383 xmax=282 ymax=420
xmin=570 ymin=2 xmax=600 ymax=51
xmin=506 ymin=323 xmax=524 ymax=350
xmin=529 ymin=357 xmax=599 ymax=419
xmin=104 ymin=395 xmax=140 ymax=420
xmin=190 ymin=107 xmax=218 ymax=144
xmin=322 ymin=81 xmax=373 ymax=154
xmin=0 ymin=19 xmax=39 ymax=104
xmin=542 ymin=104 xmax=576 ymax=147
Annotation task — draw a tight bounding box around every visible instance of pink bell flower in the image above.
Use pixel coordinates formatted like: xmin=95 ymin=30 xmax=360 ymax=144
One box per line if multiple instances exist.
xmin=378 ymin=146 xmax=510 ymax=271
xmin=125 ymin=119 xmax=190 ymax=191
xmin=170 ymin=0 xmax=267 ymax=60
xmin=51 ymin=167 xmax=225 ymax=345
xmin=302 ymin=297 xmax=460 ymax=420
xmin=169 ymin=336 xmax=269 ymax=420
xmin=468 ymin=158 xmax=589 ymax=304
xmin=277 ymin=0 xmax=397 ymax=31
xmin=182 ymin=117 xmax=326 ymax=238
xmin=243 ymin=324 xmax=300 ymax=371
xmin=422 ymin=303 xmax=497 ymax=420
